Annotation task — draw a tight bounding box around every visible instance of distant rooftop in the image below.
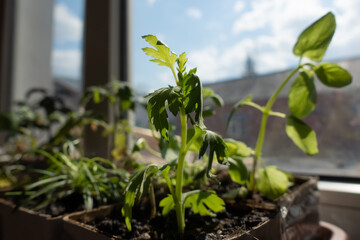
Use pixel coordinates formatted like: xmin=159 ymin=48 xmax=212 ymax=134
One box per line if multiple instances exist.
xmin=205 ymin=57 xmax=360 ymax=104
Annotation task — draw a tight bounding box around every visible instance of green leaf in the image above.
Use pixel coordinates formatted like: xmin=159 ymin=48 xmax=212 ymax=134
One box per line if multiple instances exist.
xmin=132 ymin=138 xmax=147 ymax=153
xmin=160 ymin=165 xmax=175 ymax=195
xmin=183 ymin=72 xmax=205 ymax=129
xmin=257 ymin=166 xmax=291 ymax=200
xmin=0 ymin=112 xmax=21 ymax=134
xmin=222 ymin=187 xmax=248 ymax=200
xmin=159 ymin=195 xmax=175 ymax=216
xmin=228 ymin=157 xmax=248 ymax=185
xmin=121 ymin=164 xmax=160 ymax=231
xmin=228 ymin=157 xmax=248 ymax=184
xmin=288 ymin=70 xmax=316 ymax=118
xmin=177 ymin=52 xmax=187 ymax=75
xmin=286 ymin=115 xmax=318 ymax=155
xmin=315 ymin=63 xmax=352 ymax=88
xmin=187 ymin=126 xmax=206 ymax=153
xmin=142 ymin=34 xmax=177 ymax=69
xmin=83 ymin=189 xmax=94 ymax=210
xmin=83 ymin=87 xmax=108 ymax=104
xmin=225 ymin=138 xmax=252 ymax=158
xmin=203 ymin=87 xmax=224 ymax=107
xmin=184 ymin=190 xmax=225 ymax=216
xmin=146 ymin=86 xmax=182 ymax=140
xmin=199 ymin=131 xmax=228 ymax=182
xmin=293 ymin=12 xmax=336 ymax=61
xmin=117 ymin=84 xmax=135 ymax=111
xmin=158 ymin=125 xmax=180 ymax=162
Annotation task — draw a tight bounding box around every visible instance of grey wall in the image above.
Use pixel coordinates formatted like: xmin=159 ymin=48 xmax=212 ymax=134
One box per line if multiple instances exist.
xmin=12 ymin=0 xmax=54 ymax=101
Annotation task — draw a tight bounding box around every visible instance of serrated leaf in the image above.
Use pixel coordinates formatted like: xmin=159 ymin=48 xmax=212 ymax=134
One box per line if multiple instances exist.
xmin=146 ymin=86 xmax=182 ymax=140
xmin=177 ymin=52 xmax=187 ymax=75
xmin=225 ymin=138 xmax=252 ymax=158
xmin=159 ymin=195 xmax=175 ymax=216
xmin=142 ymin=35 xmax=177 ymax=69
xmin=257 ymin=166 xmax=291 ymax=200
xmin=199 ymin=131 xmax=228 ymax=182
xmin=228 ymin=157 xmax=248 ymax=184
xmin=315 ymin=63 xmax=352 ymax=88
xmin=293 ymin=12 xmax=336 ymax=62
xmin=289 ymin=70 xmax=316 ymax=118
xmin=286 ymin=115 xmax=318 ymax=155
xmin=121 ymin=164 xmax=160 ymax=231
xmin=184 ymin=190 xmax=225 ymax=216
xmin=183 ymin=72 xmax=205 ymax=129
xmin=158 ymin=126 xmax=180 ymax=162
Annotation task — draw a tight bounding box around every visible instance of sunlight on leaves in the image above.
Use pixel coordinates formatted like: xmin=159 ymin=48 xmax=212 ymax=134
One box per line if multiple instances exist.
xmin=315 ymin=63 xmax=352 ymax=88
xmin=293 ymin=12 xmax=336 ymax=62
xmin=289 ymin=70 xmax=316 ymax=118
xmin=286 ymin=116 xmax=318 ymax=155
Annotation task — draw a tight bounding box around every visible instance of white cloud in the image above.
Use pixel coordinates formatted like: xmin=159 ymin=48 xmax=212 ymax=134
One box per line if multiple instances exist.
xmin=52 ymin=50 xmax=82 ymax=79
xmin=147 ymin=0 xmax=157 ymax=6
xmin=232 ymin=0 xmax=327 ymax=35
xmin=53 ymin=4 xmax=83 ymax=44
xmin=186 ymin=8 xmax=202 ymax=19
xmin=186 ymin=0 xmax=360 ymax=82
xmin=331 ymin=0 xmax=360 ymax=50
xmin=234 ymin=1 xmax=245 ymax=13
xmin=187 ymin=36 xmax=295 ymax=83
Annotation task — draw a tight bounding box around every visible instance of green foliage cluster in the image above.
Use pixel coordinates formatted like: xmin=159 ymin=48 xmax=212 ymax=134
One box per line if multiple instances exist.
xmin=82 ymin=79 xmax=136 ymax=161
xmin=0 ymin=88 xmax=71 ymax=154
xmin=0 ymin=11 xmax=353 ymax=239
xmin=122 ymin=34 xmax=228 ymax=235
xmin=1 ymin=81 xmax=136 ymax=213
xmin=8 ymin=141 xmax=126 ymax=212
xmin=227 ymin=12 xmax=352 ymax=200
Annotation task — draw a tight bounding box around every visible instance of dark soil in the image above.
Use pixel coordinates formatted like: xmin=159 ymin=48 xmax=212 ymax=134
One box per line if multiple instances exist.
xmin=90 ymin=202 xmax=275 ymax=240
xmin=87 ymin=172 xmax=277 ymax=240
xmin=37 ymin=192 xmax=85 ymax=216
xmin=6 ymin=192 xmax=87 ymax=217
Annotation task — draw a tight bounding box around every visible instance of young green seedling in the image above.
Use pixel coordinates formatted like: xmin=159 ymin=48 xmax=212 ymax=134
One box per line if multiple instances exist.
xmin=122 ymin=35 xmax=227 ymax=236
xmin=7 ymin=141 xmax=126 ymax=212
xmin=228 ymin=12 xmax=352 ymax=200
xmin=82 ymin=80 xmax=135 ymax=161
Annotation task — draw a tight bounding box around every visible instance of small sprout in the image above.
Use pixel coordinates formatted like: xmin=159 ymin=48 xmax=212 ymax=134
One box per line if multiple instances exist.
xmin=122 ymin=35 xmax=227 ymax=235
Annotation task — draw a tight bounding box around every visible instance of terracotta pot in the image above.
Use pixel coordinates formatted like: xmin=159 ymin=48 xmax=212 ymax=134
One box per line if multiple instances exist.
xmin=319 ymin=221 xmax=349 ymax=240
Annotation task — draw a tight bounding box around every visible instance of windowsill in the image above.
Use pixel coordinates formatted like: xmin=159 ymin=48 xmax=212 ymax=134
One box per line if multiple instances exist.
xmin=318 ymin=180 xmax=360 ymax=209
xmin=318 ymin=181 xmax=360 ymax=194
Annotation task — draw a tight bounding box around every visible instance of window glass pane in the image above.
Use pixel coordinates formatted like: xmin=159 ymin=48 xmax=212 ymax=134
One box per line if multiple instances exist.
xmin=52 ymin=0 xmax=85 ymax=110
xmin=132 ymin=0 xmax=360 ymax=177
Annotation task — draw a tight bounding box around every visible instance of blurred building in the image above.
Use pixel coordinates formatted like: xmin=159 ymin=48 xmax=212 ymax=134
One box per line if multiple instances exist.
xmin=204 ymin=57 xmax=360 ymax=174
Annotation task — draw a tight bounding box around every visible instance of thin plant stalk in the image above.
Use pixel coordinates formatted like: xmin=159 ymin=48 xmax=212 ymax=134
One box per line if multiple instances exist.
xmin=251 ymin=66 xmax=300 ymax=194
xmin=174 ymin=100 xmax=188 ymax=235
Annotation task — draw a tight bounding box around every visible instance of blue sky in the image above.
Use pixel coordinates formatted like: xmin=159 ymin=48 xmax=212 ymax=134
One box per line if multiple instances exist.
xmin=52 ymin=0 xmax=360 ymax=93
